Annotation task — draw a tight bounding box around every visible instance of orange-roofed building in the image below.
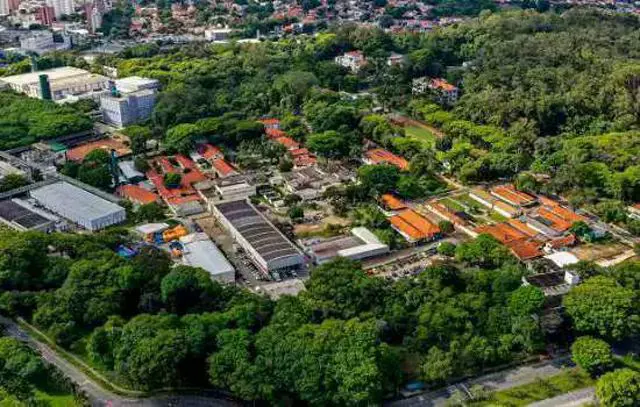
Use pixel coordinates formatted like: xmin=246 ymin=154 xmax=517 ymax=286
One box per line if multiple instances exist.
xmin=507 ymin=238 xmax=544 ymax=261
xmin=275 ymin=136 xmax=300 ymax=150
xmin=546 ymin=234 xmax=577 ymax=251
xmin=200 ymin=144 xmax=223 ymax=161
xmin=290 ymin=148 xmax=310 ymax=157
xmin=259 ymin=118 xmax=280 ymax=129
xmin=117 ymin=185 xmax=160 ymax=206
xmin=293 ymin=155 xmax=317 ymax=167
xmin=538 ymin=195 xmax=560 ymax=208
xmin=266 ymin=128 xmax=288 ymax=139
xmin=491 ymin=185 xmax=537 ymax=207
xmin=476 ymin=223 xmax=527 ymax=245
xmin=66 ymin=138 xmax=131 ymax=162
xmin=364 ymin=148 xmax=409 ymax=171
xmin=212 ymin=158 xmax=236 ymax=178
xmin=430 ymin=202 xmax=467 ymax=226
xmin=390 ymin=209 xmax=440 ymax=243
xmin=507 ymin=219 xmax=540 ymax=238
xmin=426 ymin=78 xmax=459 ymax=104
xmin=536 ymin=207 xmax=574 ymax=233
xmin=175 ymin=154 xmax=196 ymax=170
xmin=380 ymin=193 xmax=407 ymax=211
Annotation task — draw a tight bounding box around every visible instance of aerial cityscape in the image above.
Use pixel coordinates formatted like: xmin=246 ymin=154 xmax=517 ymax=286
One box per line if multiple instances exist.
xmin=0 ymin=0 xmax=639 ymax=406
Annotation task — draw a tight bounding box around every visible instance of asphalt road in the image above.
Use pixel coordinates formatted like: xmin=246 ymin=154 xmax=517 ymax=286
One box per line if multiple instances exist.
xmin=0 ymin=316 xmax=238 ymax=407
xmin=385 ymin=357 xmax=573 ymax=407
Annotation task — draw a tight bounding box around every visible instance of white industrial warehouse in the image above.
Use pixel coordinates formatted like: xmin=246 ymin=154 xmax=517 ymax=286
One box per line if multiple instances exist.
xmin=212 ymin=200 xmax=305 ymax=274
xmin=29 ymin=182 xmax=126 ymax=231
xmin=305 ymin=227 xmax=389 ymax=264
xmin=179 ymin=233 xmax=236 ymax=284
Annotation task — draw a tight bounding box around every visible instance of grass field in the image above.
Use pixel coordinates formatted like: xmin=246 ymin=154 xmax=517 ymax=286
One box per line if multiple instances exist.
xmin=473 ymin=368 xmax=594 ymax=406
xmin=405 ymin=125 xmax=437 ymax=146
xmin=439 ymin=198 xmax=465 ymax=212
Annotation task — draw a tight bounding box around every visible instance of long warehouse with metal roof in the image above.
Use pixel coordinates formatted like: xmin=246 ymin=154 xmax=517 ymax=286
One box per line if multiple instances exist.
xmin=212 ymin=200 xmax=305 ymax=274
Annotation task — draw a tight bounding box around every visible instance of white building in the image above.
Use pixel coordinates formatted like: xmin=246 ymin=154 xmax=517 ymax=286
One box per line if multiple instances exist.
xmin=335 ymin=50 xmax=367 ymax=72
xmin=20 ymin=31 xmax=55 ymax=53
xmin=29 ymin=182 xmax=126 ymax=231
xmin=180 ymin=233 xmax=235 ymax=284
xmin=0 ymin=0 xmax=10 ymax=16
xmin=46 ymin=0 xmax=73 ymax=18
xmin=100 ymin=76 xmax=160 ymax=128
xmin=204 ymin=27 xmax=233 ymax=41
xmin=306 ymin=227 xmax=389 ymax=265
xmin=0 ymin=66 xmax=110 ymax=101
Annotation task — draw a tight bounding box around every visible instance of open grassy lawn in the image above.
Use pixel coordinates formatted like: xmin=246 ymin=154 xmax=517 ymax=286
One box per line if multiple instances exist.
xmin=439 ymin=198 xmax=465 ymax=212
xmin=405 ymin=125 xmax=437 ymax=147
xmin=489 ymin=211 xmax=509 ymax=223
xmin=455 ymin=194 xmax=485 ymax=211
xmin=474 ymin=368 xmax=594 ymax=407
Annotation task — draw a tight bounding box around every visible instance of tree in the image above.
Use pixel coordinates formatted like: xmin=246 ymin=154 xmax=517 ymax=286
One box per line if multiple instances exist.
xmin=508 ymin=285 xmax=545 ymax=317
xmin=288 ymin=205 xmax=304 ymax=221
xmin=596 ymin=368 xmax=640 ymax=407
xmin=306 ymin=131 xmax=350 ymax=159
xmin=357 ymin=164 xmax=400 ymax=195
xmin=0 ymin=337 xmax=45 ymax=401
xmin=0 ymin=173 xmax=28 ymax=192
xmin=163 ymin=172 xmax=182 ymax=188
xmin=396 ymin=175 xmax=425 ymax=199
xmin=563 ymin=276 xmax=638 ymax=341
xmin=160 ymin=265 xmax=225 ymax=315
xmin=455 ymin=234 xmax=515 ymax=269
xmin=165 ymin=123 xmax=201 ymax=153
xmin=437 ymin=241 xmax=456 ymax=257
xmin=124 ymin=125 xmax=152 ymax=155
xmin=438 ymin=220 xmax=454 ymax=235
xmin=571 ymin=336 xmax=614 ymax=377
xmin=135 ymin=202 xmax=165 ymax=222
xmin=134 ymin=156 xmax=150 ymax=173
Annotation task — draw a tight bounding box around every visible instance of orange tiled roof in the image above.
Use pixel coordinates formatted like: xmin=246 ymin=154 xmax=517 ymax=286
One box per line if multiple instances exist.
xmin=381 ymin=193 xmax=406 ymax=210
xmin=507 ymin=238 xmax=543 ymax=261
xmin=538 ymin=195 xmax=560 ymax=207
xmin=431 ymin=202 xmax=467 ymax=225
xmin=201 ymin=144 xmax=223 ymax=160
xmin=294 ymin=155 xmax=317 ymax=167
xmin=259 ymin=118 xmax=280 ymax=126
xmin=275 ymin=136 xmax=300 ymax=150
xmin=212 ymin=158 xmax=236 ymax=177
xmin=266 ymin=128 xmax=287 ymax=139
xmin=117 ymin=185 xmax=159 ymax=205
xmin=476 ymin=223 xmax=526 ymax=244
xmin=66 ymin=138 xmax=131 ymax=161
xmin=430 ymin=78 xmax=457 ymax=92
xmin=175 ymin=154 xmax=196 ymax=169
xmin=549 ymin=205 xmax=585 ymax=224
xmin=365 ymin=148 xmax=409 ymax=170
xmin=491 ymin=185 xmax=537 ymax=206
xmin=390 ymin=209 xmax=440 ymax=240
xmin=549 ymin=234 xmax=577 ymax=249
xmin=290 ymin=148 xmax=310 ymax=157
xmin=537 ymin=207 xmax=573 ymax=233
xmin=507 ymin=219 xmax=539 ymax=238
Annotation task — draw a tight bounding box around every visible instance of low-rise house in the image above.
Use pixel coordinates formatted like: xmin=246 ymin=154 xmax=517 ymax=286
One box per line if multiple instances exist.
xmin=117 ymin=184 xmax=160 ymax=206
xmin=389 ymin=209 xmax=440 ymax=244
xmin=490 ymin=184 xmax=537 ymax=207
xmin=335 ymin=50 xmax=367 ymax=72
xmin=363 ymin=148 xmax=409 ymax=171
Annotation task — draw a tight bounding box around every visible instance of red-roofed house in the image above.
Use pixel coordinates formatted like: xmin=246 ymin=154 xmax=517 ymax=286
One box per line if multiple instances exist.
xmin=200 ymin=144 xmax=223 ymax=161
xmin=259 ymin=118 xmax=280 ymax=129
xmin=117 ymin=185 xmax=160 ymax=206
xmin=364 ymin=148 xmax=409 ymax=170
xmin=266 ymin=128 xmax=288 ymax=139
xmin=275 ymin=136 xmax=300 ymax=150
xmin=212 ymin=158 xmax=237 ymax=178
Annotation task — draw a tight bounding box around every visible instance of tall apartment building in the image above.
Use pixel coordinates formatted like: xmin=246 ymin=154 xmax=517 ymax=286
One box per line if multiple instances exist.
xmin=46 ymin=0 xmax=73 ymax=18
xmin=100 ymin=76 xmax=160 ymax=128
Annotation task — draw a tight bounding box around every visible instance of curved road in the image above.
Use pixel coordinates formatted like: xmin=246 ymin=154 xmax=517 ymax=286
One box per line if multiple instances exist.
xmin=0 ymin=316 xmax=237 ymax=407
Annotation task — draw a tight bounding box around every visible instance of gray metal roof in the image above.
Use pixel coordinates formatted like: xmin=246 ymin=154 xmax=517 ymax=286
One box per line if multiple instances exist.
xmin=214 ymin=200 xmax=301 ymax=262
xmin=0 ymin=200 xmax=50 ymax=228
xmin=181 ymin=234 xmax=235 ymax=277
xmin=30 ymin=182 xmax=124 ymax=220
